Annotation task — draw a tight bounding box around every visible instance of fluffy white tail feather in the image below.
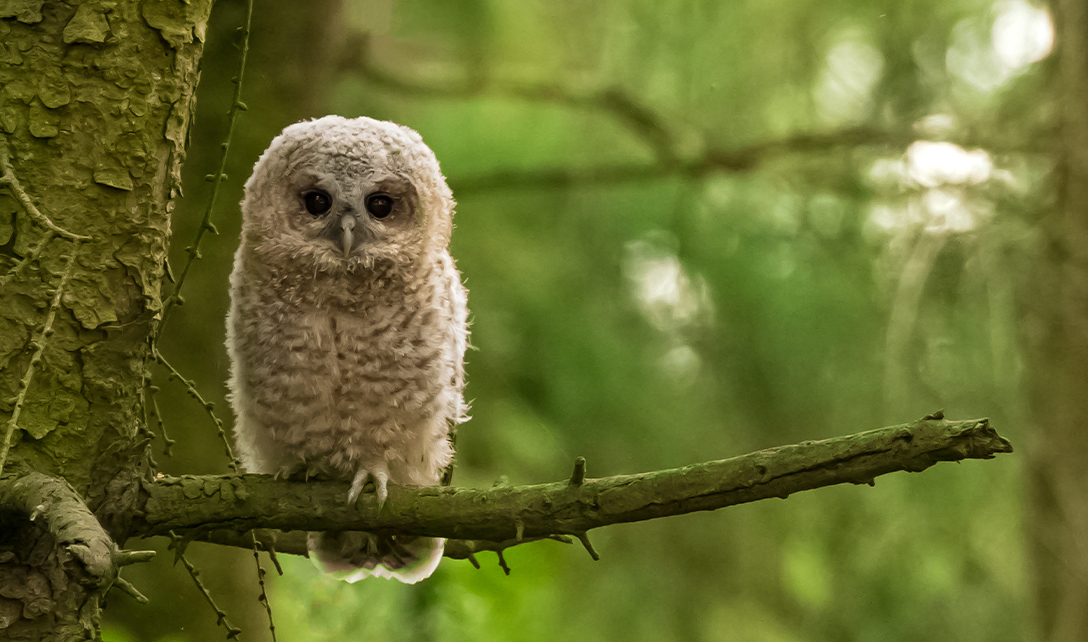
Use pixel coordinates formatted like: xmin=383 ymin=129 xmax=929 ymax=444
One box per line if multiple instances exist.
xmin=308 ymin=531 xmax=445 ymax=584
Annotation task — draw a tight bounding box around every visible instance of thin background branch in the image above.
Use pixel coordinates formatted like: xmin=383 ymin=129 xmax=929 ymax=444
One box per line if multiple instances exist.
xmin=343 ymin=35 xmax=1054 ymax=195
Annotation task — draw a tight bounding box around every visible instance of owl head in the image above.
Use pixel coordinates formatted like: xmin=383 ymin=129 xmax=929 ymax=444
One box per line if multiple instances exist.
xmin=240 ymin=115 xmax=455 ymax=275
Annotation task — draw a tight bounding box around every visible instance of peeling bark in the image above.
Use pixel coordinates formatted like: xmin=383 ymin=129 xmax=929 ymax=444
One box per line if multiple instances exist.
xmin=0 ymin=1 xmax=212 ymax=638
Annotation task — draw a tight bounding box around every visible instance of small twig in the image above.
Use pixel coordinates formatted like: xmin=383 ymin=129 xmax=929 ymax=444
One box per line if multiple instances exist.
xmin=251 ymin=532 xmax=277 ymax=642
xmin=0 ymin=242 xmax=81 ymax=476
xmin=495 ymin=550 xmax=511 ymax=575
xmin=112 ymin=576 xmax=150 ymax=603
xmin=114 ymin=549 xmax=157 ymax=567
xmin=264 ymin=541 xmax=283 ymax=576
xmin=168 ymin=529 xmax=194 ymax=563
xmin=0 ymin=139 xmax=90 ymax=241
xmin=569 ymin=457 xmax=586 ymax=486
xmin=171 ymin=533 xmax=242 ymax=640
xmin=157 ymin=0 xmax=253 ymax=338
xmin=0 ymin=231 xmax=56 ymax=289
xmin=154 ymin=348 xmax=239 ymax=471
xmin=147 ymin=384 xmax=175 ymax=457
xmin=575 ymin=532 xmax=600 ymax=561
xmin=0 ymin=140 xmax=89 ymax=471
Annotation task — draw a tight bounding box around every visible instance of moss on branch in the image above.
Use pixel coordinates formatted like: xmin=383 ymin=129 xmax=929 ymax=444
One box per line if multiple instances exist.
xmin=130 ymin=414 xmax=1012 ymax=545
xmin=0 ymin=471 xmax=157 ymax=623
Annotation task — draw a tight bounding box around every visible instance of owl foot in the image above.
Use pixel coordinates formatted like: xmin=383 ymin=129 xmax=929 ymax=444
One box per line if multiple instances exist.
xmin=349 ymin=463 xmax=390 ymax=508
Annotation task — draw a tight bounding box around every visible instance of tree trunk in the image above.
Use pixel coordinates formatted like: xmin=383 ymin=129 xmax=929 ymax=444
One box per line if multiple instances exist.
xmin=0 ymin=1 xmax=211 ymax=638
xmin=1027 ymin=1 xmax=1088 ymax=641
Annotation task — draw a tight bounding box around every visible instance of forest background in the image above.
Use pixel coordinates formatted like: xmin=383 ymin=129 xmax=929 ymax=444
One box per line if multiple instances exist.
xmin=98 ymin=0 xmax=1067 ymax=640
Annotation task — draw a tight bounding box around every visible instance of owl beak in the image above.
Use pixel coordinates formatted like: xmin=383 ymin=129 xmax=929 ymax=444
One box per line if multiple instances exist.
xmin=339 ymin=214 xmax=356 ymax=257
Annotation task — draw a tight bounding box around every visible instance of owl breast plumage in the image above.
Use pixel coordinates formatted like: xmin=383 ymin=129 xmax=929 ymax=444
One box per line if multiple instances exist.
xmin=226 ymin=115 xmax=468 ymax=583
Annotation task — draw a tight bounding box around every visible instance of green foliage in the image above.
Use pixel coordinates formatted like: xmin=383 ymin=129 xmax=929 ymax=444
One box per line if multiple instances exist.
xmin=113 ymin=0 xmax=1045 ymax=639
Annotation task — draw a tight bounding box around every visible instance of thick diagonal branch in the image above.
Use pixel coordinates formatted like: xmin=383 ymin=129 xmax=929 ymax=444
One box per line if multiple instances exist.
xmin=131 ymin=415 xmax=1011 ymax=543
xmin=0 ymin=472 xmax=116 ymax=577
xmin=0 ymin=472 xmax=154 ymax=602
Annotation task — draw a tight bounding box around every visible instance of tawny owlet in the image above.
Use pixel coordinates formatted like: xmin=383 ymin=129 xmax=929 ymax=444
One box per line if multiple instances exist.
xmin=226 ymin=115 xmax=468 ymax=584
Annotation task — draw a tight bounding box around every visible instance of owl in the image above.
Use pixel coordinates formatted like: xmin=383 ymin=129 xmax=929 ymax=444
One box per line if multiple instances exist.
xmin=226 ymin=115 xmax=468 ymax=584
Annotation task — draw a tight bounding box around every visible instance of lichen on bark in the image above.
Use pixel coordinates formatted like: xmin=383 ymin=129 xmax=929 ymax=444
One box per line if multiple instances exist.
xmin=0 ymin=0 xmax=213 ymax=637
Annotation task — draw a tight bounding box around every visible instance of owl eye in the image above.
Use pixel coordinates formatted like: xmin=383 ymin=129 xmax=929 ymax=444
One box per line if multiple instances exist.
xmin=366 ymin=194 xmax=394 ymax=219
xmin=303 ymin=190 xmax=332 ymax=216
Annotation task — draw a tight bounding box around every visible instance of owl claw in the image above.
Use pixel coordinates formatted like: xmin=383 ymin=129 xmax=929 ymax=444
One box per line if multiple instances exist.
xmin=348 ymin=464 xmax=390 ymax=508
xmin=374 ymin=469 xmax=389 ymax=507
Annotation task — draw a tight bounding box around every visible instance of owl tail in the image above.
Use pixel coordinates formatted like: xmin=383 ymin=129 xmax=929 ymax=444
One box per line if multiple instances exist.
xmin=308 ymin=531 xmax=445 ymax=584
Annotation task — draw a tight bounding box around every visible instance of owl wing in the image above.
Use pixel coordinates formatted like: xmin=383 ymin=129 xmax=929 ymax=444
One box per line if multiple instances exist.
xmin=441 ymin=252 xmax=470 ymax=487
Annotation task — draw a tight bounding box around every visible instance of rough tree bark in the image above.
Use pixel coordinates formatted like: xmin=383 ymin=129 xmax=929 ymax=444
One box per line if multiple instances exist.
xmin=0 ymin=0 xmax=212 ymax=638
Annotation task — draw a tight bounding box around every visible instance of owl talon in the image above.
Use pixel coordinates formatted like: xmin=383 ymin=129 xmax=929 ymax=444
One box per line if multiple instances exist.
xmin=348 ymin=470 xmax=367 ymax=505
xmin=348 ymin=465 xmax=390 ymax=508
xmin=374 ymin=469 xmax=389 ymax=507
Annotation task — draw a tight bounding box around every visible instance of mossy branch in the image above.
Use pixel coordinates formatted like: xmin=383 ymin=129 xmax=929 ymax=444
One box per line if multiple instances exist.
xmin=130 ymin=414 xmax=1012 ymax=545
xmin=0 ymin=472 xmax=156 ymax=601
